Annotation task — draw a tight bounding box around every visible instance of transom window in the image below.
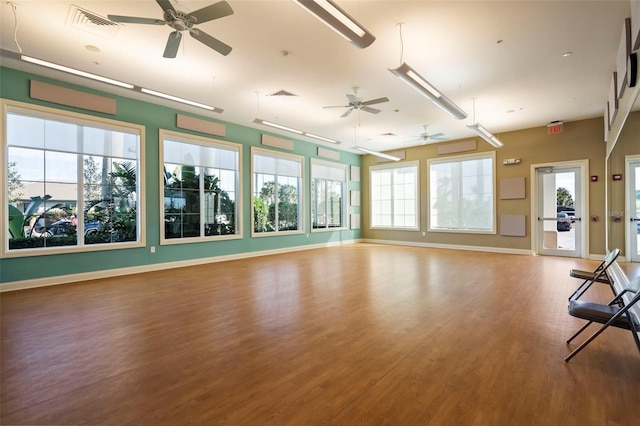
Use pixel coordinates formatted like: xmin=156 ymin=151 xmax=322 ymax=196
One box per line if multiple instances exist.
xmin=160 ymin=130 xmax=241 ymax=243
xmin=370 ymin=162 xmax=419 ymax=230
xmin=252 ymin=147 xmax=303 ymax=235
xmin=428 ymin=152 xmax=495 ymax=233
xmin=311 ymin=158 xmax=347 ymax=231
xmin=4 ymin=101 xmax=143 ymax=256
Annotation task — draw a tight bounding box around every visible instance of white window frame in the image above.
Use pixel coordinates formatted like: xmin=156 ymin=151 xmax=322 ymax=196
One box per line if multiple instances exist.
xmin=1 ymin=99 xmax=145 ymax=258
xmin=310 ymin=158 xmax=347 ymax=232
xmin=251 ymin=147 xmax=305 ymax=237
xmin=369 ymin=161 xmax=420 ymax=231
xmin=159 ymin=129 xmax=242 ymax=245
xmin=427 ymin=151 xmax=496 ymax=234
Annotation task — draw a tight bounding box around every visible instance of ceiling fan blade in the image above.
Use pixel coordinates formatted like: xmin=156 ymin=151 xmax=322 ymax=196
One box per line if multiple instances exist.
xmin=341 ymin=108 xmax=354 ymax=118
xmin=107 ymin=15 xmax=165 ymax=25
xmin=163 ymin=31 xmax=182 ymax=58
xmin=362 ymin=97 xmax=389 ymax=106
xmin=189 ymin=28 xmax=232 ymax=56
xmin=361 ymin=106 xmax=381 ymax=114
xmin=156 ymin=0 xmax=176 ymax=13
xmin=430 ymin=132 xmax=445 ymax=139
xmin=323 ymin=105 xmax=350 ymax=109
xmin=188 ymin=1 xmax=234 ymax=24
xmin=346 ymin=94 xmax=357 ymax=104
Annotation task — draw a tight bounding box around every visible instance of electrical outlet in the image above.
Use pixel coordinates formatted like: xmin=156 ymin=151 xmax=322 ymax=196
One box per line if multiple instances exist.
xmin=422 ymin=231 xmax=426 ymax=237
xmin=150 ymin=246 xmax=156 ymax=253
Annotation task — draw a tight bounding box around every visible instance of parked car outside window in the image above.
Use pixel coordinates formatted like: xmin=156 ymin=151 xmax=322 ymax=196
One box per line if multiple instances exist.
xmin=557 ymin=212 xmax=571 ymax=231
xmin=43 ymin=219 xmax=100 ymax=237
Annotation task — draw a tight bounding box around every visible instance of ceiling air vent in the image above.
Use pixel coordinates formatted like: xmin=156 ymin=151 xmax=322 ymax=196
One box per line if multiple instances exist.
xmin=267 ymin=89 xmax=298 ymax=97
xmin=66 ymin=5 xmax=121 ymax=39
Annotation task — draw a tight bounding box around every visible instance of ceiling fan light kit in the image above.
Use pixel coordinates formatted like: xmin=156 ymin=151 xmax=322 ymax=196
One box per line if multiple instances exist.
xmin=107 ymin=0 xmax=234 ymax=58
xmin=323 ymin=89 xmax=390 ymax=118
xmin=292 ymin=0 xmax=375 ymax=48
xmin=467 ymin=123 xmax=504 ymax=148
xmin=389 ymin=62 xmax=468 ymax=120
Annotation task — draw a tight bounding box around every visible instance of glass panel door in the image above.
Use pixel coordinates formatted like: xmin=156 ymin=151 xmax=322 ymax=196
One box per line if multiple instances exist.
xmin=536 ymin=166 xmax=582 ymax=257
xmin=628 ymin=159 xmax=640 ymax=262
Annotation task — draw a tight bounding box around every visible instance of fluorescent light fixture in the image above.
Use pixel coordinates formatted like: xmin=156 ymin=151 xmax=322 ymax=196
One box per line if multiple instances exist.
xmin=254 ymin=118 xmax=341 ymax=144
xmin=354 ymin=146 xmax=401 ymax=161
xmin=467 ymin=123 xmax=504 ymax=148
xmin=140 ymin=88 xmax=222 ymax=112
xmin=292 ymin=0 xmax=375 ymax=48
xmin=303 ymin=132 xmax=340 ymax=144
xmin=21 ymin=55 xmax=134 ymax=89
xmin=389 ymin=62 xmax=467 ymax=120
xmin=254 ymin=118 xmax=304 ymax=134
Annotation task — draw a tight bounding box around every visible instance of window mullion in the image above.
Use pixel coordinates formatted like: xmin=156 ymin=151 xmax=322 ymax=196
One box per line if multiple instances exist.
xmin=77 ymin=125 xmax=85 ymax=243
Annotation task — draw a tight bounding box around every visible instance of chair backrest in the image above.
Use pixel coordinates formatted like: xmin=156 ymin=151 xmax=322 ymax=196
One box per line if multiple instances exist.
xmin=594 ymin=248 xmax=621 ymax=279
xmin=603 ymin=248 xmax=621 ymax=264
xmin=621 ymin=276 xmax=640 ymax=327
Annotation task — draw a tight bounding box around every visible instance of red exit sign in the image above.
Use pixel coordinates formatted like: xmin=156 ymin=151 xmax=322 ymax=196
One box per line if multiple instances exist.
xmin=547 ymin=121 xmax=564 ymax=134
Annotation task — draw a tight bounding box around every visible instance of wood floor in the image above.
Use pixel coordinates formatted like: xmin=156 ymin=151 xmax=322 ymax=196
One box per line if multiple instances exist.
xmin=2 ymin=244 xmax=640 ymax=425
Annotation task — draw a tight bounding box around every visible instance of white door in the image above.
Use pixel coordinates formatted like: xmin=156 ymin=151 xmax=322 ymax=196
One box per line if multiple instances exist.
xmin=627 ymin=157 xmax=640 ymax=263
xmin=536 ymin=166 xmax=583 ymax=257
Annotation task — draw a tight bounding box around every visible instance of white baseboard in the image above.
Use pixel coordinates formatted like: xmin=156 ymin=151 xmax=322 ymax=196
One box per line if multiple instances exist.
xmin=0 ymin=239 xmax=360 ymax=292
xmin=360 ymin=239 xmax=533 ymax=256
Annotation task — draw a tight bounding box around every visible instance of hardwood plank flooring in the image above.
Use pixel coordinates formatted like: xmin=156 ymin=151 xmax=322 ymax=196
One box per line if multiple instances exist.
xmin=2 ymin=244 xmax=640 ymax=425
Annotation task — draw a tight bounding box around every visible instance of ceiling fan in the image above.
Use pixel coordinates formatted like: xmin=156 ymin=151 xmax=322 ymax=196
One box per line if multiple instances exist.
xmin=107 ymin=0 xmax=234 ymax=58
xmin=323 ymin=87 xmax=389 ymax=118
xmin=411 ymin=125 xmax=448 ymax=144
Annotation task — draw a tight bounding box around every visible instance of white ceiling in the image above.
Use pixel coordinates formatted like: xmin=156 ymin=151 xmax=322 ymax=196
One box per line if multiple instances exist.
xmin=0 ymin=1 xmax=632 ymax=153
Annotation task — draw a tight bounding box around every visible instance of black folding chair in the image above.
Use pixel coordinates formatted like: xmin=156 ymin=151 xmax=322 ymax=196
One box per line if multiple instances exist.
xmin=565 ymin=276 xmax=640 ymax=362
xmin=568 ymin=248 xmax=620 ymax=301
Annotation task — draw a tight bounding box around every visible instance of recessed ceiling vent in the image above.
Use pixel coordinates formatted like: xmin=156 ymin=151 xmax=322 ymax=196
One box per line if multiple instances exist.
xmin=67 ymin=5 xmax=121 ymax=39
xmin=267 ymin=89 xmax=298 ymax=97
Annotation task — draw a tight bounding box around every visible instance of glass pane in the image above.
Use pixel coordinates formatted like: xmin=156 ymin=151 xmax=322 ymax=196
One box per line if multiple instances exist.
xmin=277 ymin=175 xmax=299 ymax=231
xmin=327 ymin=180 xmax=342 ymax=227
xmin=7 ymin=114 xmax=45 ymax=149
xmin=430 ymin=157 xmax=493 ymax=231
xmin=254 ymin=174 xmax=275 ymax=233
xmin=45 ymin=120 xmax=78 ymax=153
xmin=633 ymin=164 xmax=640 ymax=258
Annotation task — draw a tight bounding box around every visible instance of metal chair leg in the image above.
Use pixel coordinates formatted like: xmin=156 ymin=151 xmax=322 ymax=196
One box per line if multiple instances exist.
xmin=566 ymin=320 xmax=593 ymax=344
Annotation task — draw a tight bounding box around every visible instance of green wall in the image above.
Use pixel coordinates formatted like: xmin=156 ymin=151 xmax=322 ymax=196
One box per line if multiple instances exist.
xmin=0 ymin=66 xmax=361 ymax=284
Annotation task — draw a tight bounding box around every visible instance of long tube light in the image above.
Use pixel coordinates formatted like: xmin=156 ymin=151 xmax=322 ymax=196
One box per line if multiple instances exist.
xmin=389 ymin=62 xmax=467 ymax=120
xmin=467 ymin=123 xmax=504 ymax=148
xmin=254 ymin=118 xmax=341 ymax=144
xmin=21 ymin=55 xmax=134 ymax=89
xmin=140 ymin=88 xmax=223 ymax=112
xmin=292 ymin=0 xmax=375 ymax=49
xmin=354 ymin=146 xmax=401 ymax=161
xmin=19 ymin=53 xmax=223 ymax=112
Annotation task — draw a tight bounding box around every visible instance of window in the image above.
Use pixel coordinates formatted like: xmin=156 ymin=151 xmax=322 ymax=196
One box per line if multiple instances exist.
xmin=160 ymin=131 xmax=241 ymax=243
xmin=4 ymin=102 xmax=143 ymax=255
xmin=252 ymin=148 xmax=303 ymax=235
xmin=428 ymin=152 xmax=495 ymax=233
xmin=311 ymin=158 xmax=347 ymax=230
xmin=370 ymin=162 xmax=419 ymax=230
